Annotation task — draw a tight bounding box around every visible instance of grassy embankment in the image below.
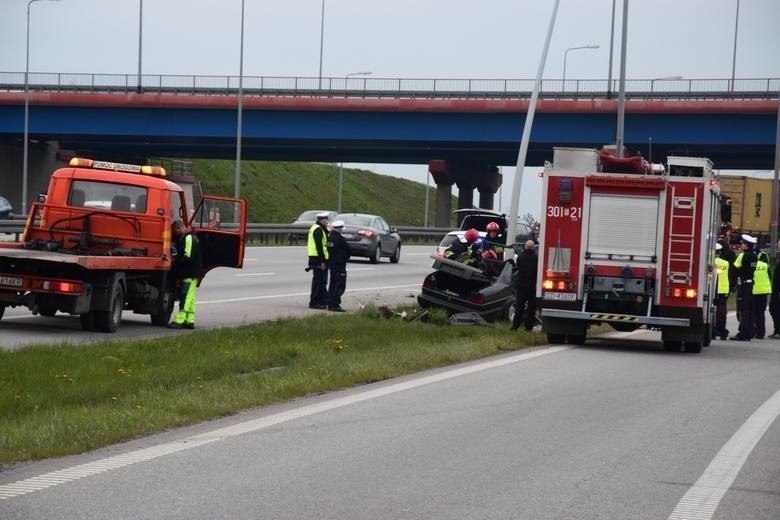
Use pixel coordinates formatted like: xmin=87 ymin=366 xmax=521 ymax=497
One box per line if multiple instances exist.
xmin=0 ymin=307 xmax=549 ymax=465
xmin=192 ymin=159 xmax=453 ymax=226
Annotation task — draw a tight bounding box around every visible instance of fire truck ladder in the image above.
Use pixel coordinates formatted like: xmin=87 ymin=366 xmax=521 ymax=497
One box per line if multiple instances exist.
xmin=666 ymin=185 xmax=697 ymax=284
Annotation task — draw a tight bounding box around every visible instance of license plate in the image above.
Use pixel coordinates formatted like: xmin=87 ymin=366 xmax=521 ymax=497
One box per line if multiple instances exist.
xmin=0 ymin=276 xmax=23 ymax=288
xmin=543 ymin=291 xmax=576 ymax=301
xmin=341 ymin=233 xmax=355 ymax=239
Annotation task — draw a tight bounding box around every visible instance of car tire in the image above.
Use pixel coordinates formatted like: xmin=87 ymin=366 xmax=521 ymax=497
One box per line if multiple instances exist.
xmin=369 ymin=244 xmax=381 ymax=264
xmin=504 ymin=299 xmax=516 ymax=323
xmin=37 ymin=302 xmax=58 ymax=317
xmin=390 ymin=243 xmax=401 ymax=264
xmin=0 ymin=305 xmax=5 ymax=321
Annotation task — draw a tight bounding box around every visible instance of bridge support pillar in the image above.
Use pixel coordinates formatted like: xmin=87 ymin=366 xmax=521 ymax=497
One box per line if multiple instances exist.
xmin=428 ymin=160 xmax=454 ymax=228
xmin=0 ymin=141 xmax=65 ymax=215
xmin=429 ymin=160 xmax=501 ymax=226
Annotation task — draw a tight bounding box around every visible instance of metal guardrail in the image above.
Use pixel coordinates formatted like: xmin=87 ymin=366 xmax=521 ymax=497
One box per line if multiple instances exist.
xmin=0 ymin=220 xmax=451 ymax=245
xmin=1 ymin=72 xmax=778 ymax=100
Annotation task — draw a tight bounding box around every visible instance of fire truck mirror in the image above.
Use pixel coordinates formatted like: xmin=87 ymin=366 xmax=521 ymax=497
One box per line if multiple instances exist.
xmin=720 ymin=196 xmax=732 ymax=223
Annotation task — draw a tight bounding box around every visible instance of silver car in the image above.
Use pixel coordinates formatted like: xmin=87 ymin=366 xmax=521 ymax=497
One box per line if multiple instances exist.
xmin=335 ymin=213 xmax=401 ymax=264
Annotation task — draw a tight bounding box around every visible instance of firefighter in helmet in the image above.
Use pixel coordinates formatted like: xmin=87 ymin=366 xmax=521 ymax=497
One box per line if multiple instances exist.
xmin=481 ymin=221 xmax=505 ymax=258
xmin=444 ymin=228 xmax=481 ymax=266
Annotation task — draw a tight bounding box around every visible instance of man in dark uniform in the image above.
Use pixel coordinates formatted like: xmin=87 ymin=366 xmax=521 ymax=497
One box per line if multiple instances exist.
xmin=326 ymin=220 xmax=350 ymax=312
xmin=731 ymin=234 xmax=758 ymax=341
xmin=511 ymin=240 xmax=538 ymax=332
xmin=307 ymin=212 xmax=330 ymax=309
xmin=168 ymin=220 xmax=204 ymax=329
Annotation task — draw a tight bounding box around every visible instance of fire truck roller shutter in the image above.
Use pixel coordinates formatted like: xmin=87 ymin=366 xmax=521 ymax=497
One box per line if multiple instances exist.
xmin=587 ymin=194 xmax=660 ymax=261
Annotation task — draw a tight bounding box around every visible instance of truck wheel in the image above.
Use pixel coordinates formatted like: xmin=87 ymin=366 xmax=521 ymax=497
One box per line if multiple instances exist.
xmin=38 ymin=303 xmax=57 ymax=317
xmin=663 ymin=340 xmax=682 ymax=352
xmin=151 ymin=288 xmax=175 ymax=326
xmin=95 ymin=283 xmax=124 ymax=333
xmin=567 ymin=334 xmax=586 ymax=345
xmin=684 ymin=341 xmax=703 ymax=354
xmin=80 ymin=311 xmax=94 ymax=331
xmin=703 ymin=326 xmax=712 ymax=347
xmin=547 ymin=333 xmax=566 ymax=344
xmin=0 ymin=305 xmax=5 ymax=321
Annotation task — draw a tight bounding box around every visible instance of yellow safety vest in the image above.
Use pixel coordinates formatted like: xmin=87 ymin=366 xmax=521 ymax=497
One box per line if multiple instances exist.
xmin=753 ymin=260 xmax=771 ymax=295
xmin=714 ymin=257 xmax=730 ymax=295
xmin=733 ymin=252 xmax=743 ymax=268
xmin=307 ymin=224 xmax=329 ymax=260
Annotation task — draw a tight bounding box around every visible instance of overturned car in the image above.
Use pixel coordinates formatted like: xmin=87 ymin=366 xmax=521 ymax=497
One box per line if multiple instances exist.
xmin=417 ymin=255 xmax=516 ymax=322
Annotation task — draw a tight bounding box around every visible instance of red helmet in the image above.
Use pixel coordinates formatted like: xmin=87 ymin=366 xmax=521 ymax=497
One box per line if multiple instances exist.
xmin=486 ymin=221 xmax=499 ymax=233
xmin=464 ymin=228 xmax=479 ymax=244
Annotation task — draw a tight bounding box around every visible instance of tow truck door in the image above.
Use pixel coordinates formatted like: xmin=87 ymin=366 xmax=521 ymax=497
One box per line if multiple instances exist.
xmin=189 ymin=196 xmax=247 ymax=275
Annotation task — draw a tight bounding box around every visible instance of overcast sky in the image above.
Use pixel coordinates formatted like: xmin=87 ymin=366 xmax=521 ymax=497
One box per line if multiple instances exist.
xmin=2 ymin=0 xmax=779 ymax=218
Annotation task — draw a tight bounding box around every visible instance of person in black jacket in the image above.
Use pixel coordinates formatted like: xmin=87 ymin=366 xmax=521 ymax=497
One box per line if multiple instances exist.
xmin=731 ymin=234 xmax=758 ymax=341
xmin=168 ymin=220 xmax=204 ymax=329
xmin=511 ymin=240 xmax=538 ymax=332
xmin=326 ymin=220 xmax=351 ymax=312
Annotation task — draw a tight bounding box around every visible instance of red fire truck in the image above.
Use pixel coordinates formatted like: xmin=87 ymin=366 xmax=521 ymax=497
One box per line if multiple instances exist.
xmin=536 ymin=147 xmax=720 ymax=353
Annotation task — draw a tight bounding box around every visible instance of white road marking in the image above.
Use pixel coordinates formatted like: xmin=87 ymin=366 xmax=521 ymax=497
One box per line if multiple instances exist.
xmin=235 ymin=272 xmax=276 ymax=277
xmin=198 ymin=284 xmax=419 ymax=305
xmin=0 ymin=346 xmax=569 ymax=500
xmin=667 ymin=388 xmax=780 ymax=520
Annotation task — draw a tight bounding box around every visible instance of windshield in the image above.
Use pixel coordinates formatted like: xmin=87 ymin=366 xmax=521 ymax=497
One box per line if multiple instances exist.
xmin=69 ymin=180 xmax=148 ymax=213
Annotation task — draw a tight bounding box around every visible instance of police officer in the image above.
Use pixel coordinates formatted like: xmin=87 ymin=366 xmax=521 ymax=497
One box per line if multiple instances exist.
xmin=511 ymin=240 xmax=538 ymax=332
xmin=769 ymin=255 xmax=780 ymax=339
xmin=444 ymin=228 xmax=481 ymax=266
xmin=307 ymin=212 xmax=330 ymax=309
xmin=752 ymin=249 xmax=771 ymax=338
xmin=713 ymin=243 xmax=731 ymax=340
xmin=731 ymin=234 xmax=758 ymax=341
xmin=326 ymin=220 xmax=350 ymax=312
xmin=168 ymin=220 xmax=204 ymax=329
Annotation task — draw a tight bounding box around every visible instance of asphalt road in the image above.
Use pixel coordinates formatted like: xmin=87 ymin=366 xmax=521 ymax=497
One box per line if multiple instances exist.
xmin=0 ymin=245 xmax=435 ymax=350
xmin=1 ymin=318 xmax=779 ymax=519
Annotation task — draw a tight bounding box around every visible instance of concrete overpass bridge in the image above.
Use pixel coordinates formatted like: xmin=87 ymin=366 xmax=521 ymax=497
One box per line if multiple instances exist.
xmin=0 ymin=73 xmax=777 ymax=224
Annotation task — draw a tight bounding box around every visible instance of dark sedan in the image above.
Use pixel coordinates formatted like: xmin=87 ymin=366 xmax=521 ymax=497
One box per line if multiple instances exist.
xmin=418 ymin=255 xmax=516 ymax=322
xmin=335 ymin=213 xmax=401 ymax=263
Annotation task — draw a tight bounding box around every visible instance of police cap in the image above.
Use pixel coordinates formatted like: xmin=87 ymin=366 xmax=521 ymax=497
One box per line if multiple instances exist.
xmin=741 ymin=234 xmax=757 ymax=244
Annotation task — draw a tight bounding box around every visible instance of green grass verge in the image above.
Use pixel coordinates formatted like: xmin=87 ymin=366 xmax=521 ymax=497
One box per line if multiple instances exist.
xmin=0 ymin=307 xmax=547 ymax=465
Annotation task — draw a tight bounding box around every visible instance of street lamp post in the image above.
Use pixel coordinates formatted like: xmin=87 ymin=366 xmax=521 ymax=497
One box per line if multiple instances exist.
xmin=730 ymin=0 xmax=740 ymax=92
xmin=338 ymin=72 xmax=372 ymax=213
xmin=318 ymin=0 xmax=325 ymax=89
xmin=136 ymin=0 xmax=143 ymax=93
xmin=562 ymin=44 xmax=599 ymax=92
xmin=650 ymin=75 xmax=683 ymax=93
xmin=23 ymin=0 xmax=61 ymax=216
xmin=234 ymin=0 xmax=245 ymax=198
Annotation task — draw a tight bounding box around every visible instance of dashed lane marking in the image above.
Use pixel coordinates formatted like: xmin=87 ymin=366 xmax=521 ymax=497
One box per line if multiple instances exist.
xmin=0 ymin=345 xmax=570 ymax=500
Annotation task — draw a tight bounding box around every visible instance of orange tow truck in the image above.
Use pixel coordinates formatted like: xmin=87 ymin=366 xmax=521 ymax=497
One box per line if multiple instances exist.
xmin=0 ymin=158 xmax=247 ymax=332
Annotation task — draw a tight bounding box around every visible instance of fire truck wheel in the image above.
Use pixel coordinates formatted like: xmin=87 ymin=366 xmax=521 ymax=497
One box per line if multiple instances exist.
xmin=546 ymin=333 xmax=566 ymax=344
xmin=567 ymin=334 xmax=586 ymax=345
xmin=151 ymin=288 xmax=175 ymax=326
xmin=80 ymin=311 xmax=95 ymax=331
xmin=683 ymin=341 xmax=703 ymax=354
xmin=37 ymin=303 xmax=57 ymax=317
xmin=663 ymin=340 xmax=682 ymax=352
xmin=95 ymin=283 xmax=124 ymax=333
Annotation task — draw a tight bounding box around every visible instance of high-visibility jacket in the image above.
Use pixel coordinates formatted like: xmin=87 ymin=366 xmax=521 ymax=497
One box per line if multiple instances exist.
xmin=307 ymin=224 xmax=329 ymax=260
xmin=753 ymin=260 xmax=771 ymax=295
xmin=714 ymin=257 xmax=730 ymax=295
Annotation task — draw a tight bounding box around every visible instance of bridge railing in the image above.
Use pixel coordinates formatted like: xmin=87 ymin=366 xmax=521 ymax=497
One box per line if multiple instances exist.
xmin=1 ymin=72 xmax=778 ymax=100
xmin=0 ymin=220 xmax=451 ymax=246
